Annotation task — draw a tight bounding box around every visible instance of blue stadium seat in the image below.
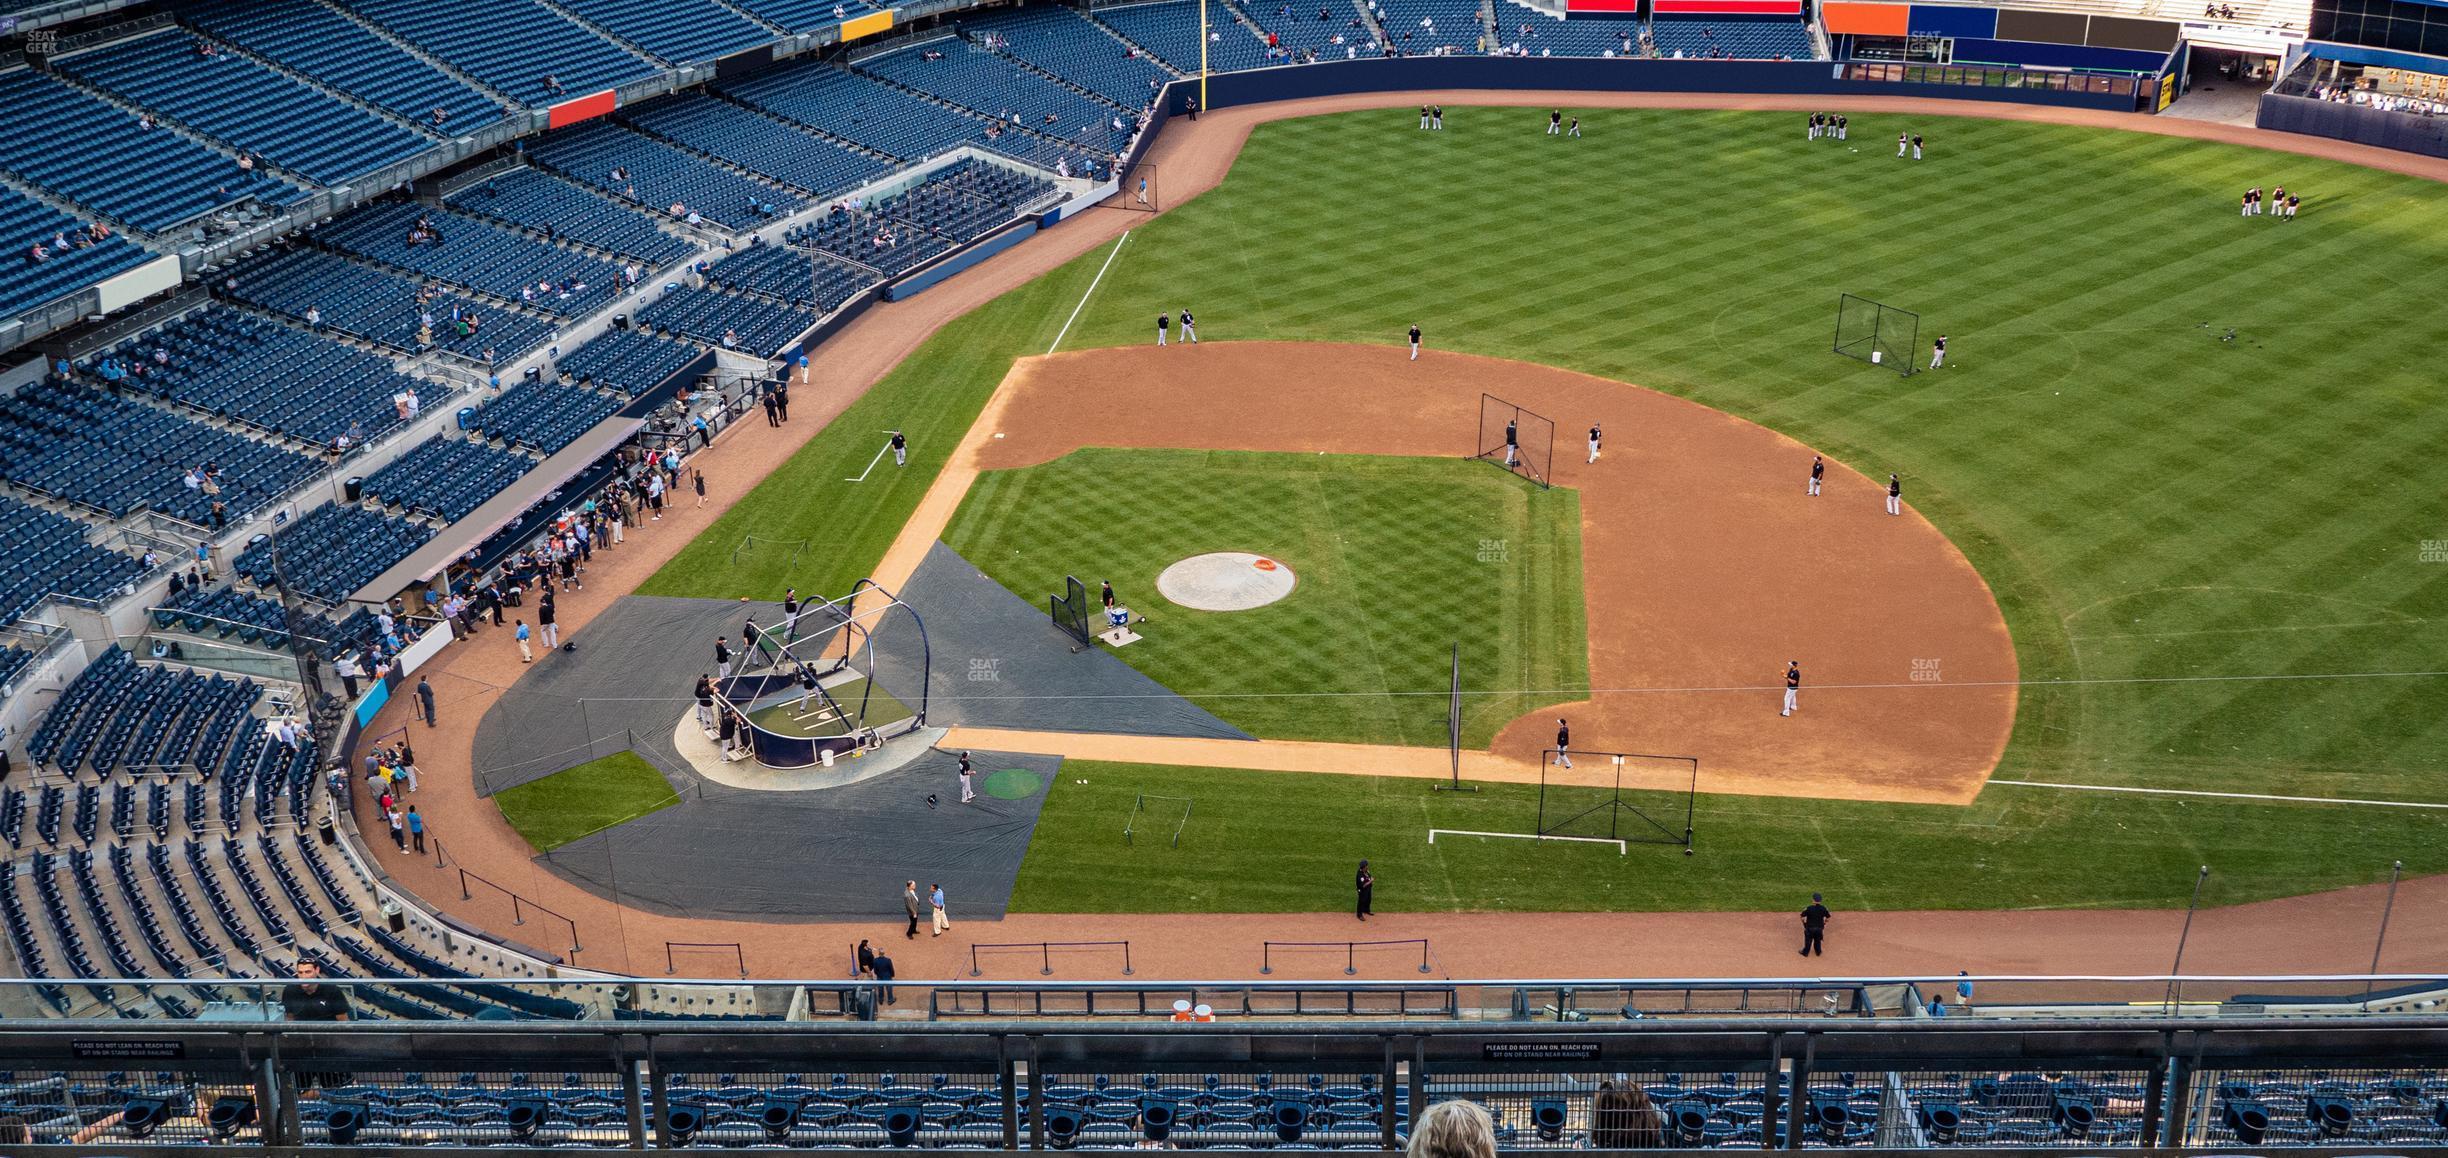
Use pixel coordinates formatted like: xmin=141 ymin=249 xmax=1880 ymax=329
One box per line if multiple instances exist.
xmin=342 ymin=0 xmax=660 ymax=107
xmin=1492 ymin=5 xmax=1642 ymax=55
xmin=185 ymin=0 xmax=507 ymax=134
xmin=958 ymin=6 xmax=1178 ymax=108
xmin=54 ymin=30 xmax=433 ymax=186
xmin=551 ymin=0 xmax=778 ymax=64
xmin=557 ymin=328 xmax=707 ymax=397
xmin=0 ymin=190 xmax=151 ymax=318
xmin=726 ymin=0 xmax=889 ymax=33
xmin=86 ymin=304 xmax=446 ymax=445
xmin=362 ymin=436 xmax=537 ymax=522
xmin=234 ymin=503 xmax=435 ymax=603
xmin=1649 ymin=16 xmax=1812 ymax=58
xmin=313 ymin=202 xmax=626 ymax=318
xmin=0 ymin=494 xmax=147 ymax=629
xmin=857 ymin=40 xmax=1135 ymax=158
xmin=225 ymin=245 xmax=558 ymax=363
xmin=0 ymin=68 xmax=305 ymax=233
xmin=445 ymin=167 xmax=696 ymax=268
xmin=1095 ymin=2 xmax=1276 ymax=74
xmin=1371 ymin=0 xmax=1488 ymax=54
xmin=620 ymin=96 xmax=892 ymax=200
xmin=699 ymin=243 xmax=878 ymax=313
xmin=529 ymin=120 xmax=805 ymax=231
xmin=474 ymin=380 xmax=622 ymax=454
xmin=0 ymin=378 xmax=321 ymax=522
xmin=637 ymin=284 xmax=813 ymax=355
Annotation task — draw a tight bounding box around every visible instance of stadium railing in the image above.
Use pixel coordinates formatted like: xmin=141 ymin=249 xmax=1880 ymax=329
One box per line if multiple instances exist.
xmin=0 ymin=978 xmax=2441 ymax=1152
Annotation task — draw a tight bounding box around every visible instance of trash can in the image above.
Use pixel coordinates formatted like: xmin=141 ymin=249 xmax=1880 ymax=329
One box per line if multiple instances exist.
xmin=342 ymin=476 xmax=363 ymax=503
xmin=456 ymin=405 xmax=478 ymax=431
xmin=316 ymin=815 xmax=336 ymax=846
xmin=382 ymin=899 xmax=406 ymax=934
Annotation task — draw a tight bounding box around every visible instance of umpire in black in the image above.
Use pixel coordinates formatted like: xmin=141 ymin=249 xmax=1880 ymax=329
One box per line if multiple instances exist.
xmin=1799 ymin=893 xmax=1832 ymax=956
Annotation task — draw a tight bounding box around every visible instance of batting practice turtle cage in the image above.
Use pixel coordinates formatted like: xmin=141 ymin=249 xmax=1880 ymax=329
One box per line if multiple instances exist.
xmin=712 ymin=579 xmax=932 ymax=769
xmin=1049 ymin=574 xmax=1093 ymax=652
xmin=1471 ymin=393 xmax=1555 ymax=489
xmin=1536 ymin=750 xmax=1698 ymax=851
xmin=1834 ymin=293 xmax=1919 ymax=376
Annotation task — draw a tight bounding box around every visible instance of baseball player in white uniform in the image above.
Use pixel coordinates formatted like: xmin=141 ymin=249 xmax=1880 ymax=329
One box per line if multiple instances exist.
xmin=1807 ymin=455 xmax=1823 ymax=497
xmin=1781 ymin=661 xmax=1800 ymax=716
xmin=1587 ymin=423 xmax=1602 ymax=463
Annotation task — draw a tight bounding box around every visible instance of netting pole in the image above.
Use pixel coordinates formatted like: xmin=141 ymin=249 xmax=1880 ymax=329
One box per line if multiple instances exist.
xmin=1436 ymin=642 xmax=1473 ymax=792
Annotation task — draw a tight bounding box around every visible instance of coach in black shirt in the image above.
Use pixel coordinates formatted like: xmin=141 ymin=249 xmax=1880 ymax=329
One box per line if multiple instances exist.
xmin=1798 ymin=893 xmax=1831 ymax=957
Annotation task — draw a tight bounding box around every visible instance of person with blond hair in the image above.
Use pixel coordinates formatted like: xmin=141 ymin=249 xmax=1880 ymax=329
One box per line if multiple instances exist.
xmin=1407 ymin=1099 xmax=1497 ymax=1158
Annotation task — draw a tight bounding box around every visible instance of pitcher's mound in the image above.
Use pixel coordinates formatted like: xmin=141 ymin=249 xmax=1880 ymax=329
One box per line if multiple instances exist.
xmin=1158 ymin=552 xmax=1297 ymax=611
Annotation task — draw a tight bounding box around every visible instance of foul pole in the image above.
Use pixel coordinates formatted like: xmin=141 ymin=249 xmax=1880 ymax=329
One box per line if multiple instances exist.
xmin=1199 ymin=0 xmax=1209 ymax=112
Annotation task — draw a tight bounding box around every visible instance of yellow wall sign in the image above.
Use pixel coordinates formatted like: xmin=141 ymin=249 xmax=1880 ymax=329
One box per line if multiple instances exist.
xmin=842 ymin=10 xmax=895 ymax=42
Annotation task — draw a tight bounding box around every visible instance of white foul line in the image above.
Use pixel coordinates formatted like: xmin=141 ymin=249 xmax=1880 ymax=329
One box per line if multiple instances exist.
xmin=1991 ymin=780 xmax=2448 ymax=811
xmin=843 ymin=430 xmax=903 ymax=483
xmin=1048 ymin=231 xmax=1128 ymax=356
xmin=1429 ymin=828 xmax=1626 ymax=855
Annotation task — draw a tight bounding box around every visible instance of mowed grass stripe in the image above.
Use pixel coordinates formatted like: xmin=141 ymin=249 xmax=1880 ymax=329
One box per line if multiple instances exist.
xmin=940 ymin=450 xmax=1587 ymax=747
xmin=649 ymin=108 xmax=2448 ymax=909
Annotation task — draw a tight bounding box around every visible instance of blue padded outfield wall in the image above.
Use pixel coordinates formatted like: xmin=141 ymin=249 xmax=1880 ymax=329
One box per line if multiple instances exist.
xmin=2258 ymin=90 xmax=2448 ymax=158
xmin=1186 ymin=56 xmax=2144 ymax=112
xmin=1945 ymin=37 xmax=2170 ymax=70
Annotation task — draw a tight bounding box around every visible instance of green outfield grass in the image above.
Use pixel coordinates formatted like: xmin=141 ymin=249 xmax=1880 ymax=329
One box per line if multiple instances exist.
xmin=1011 ymin=761 xmax=2448 ymax=913
xmin=649 ymin=108 xmax=2448 ymax=907
xmin=942 ymin=449 xmax=1586 ymax=745
xmin=492 ymin=752 xmax=681 ymax=853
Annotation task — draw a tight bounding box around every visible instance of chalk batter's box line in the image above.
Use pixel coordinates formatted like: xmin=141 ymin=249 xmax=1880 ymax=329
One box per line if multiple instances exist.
xmin=1428 ymin=828 xmax=1626 ymax=855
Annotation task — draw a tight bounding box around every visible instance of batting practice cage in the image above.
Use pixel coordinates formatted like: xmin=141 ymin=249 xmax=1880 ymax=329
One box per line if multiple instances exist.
xmin=1833 ymin=293 xmax=1919 ymax=376
xmin=1535 ymin=750 xmax=1698 ymax=851
xmin=1049 ymin=574 xmax=1093 ymax=651
xmin=1118 ymin=162 xmax=1159 ymax=212
xmin=713 ymin=579 xmax=932 ymax=769
xmin=1472 ymin=393 xmax=1555 ymax=489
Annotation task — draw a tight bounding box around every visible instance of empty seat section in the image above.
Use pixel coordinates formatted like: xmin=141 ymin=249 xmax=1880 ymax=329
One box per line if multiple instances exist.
xmin=343 ymin=0 xmax=659 ymax=107
xmin=0 ymin=68 xmax=304 ymax=232
xmin=637 ymin=284 xmax=812 ymax=354
xmin=1495 ymin=3 xmax=1643 ymax=54
xmin=1649 ymin=16 xmax=1812 ymax=57
xmin=621 ymin=97 xmax=891 ymax=200
xmin=726 ymin=0 xmax=889 ymax=32
xmin=858 ymin=42 xmax=1133 ymax=158
xmin=314 ymin=202 xmax=625 ymax=318
xmin=552 ymin=0 xmax=777 ymax=64
xmin=0 ymin=497 xmax=146 ymax=628
xmin=225 ymin=246 xmax=557 ymax=362
xmin=0 ymin=379 xmax=320 ymax=521
xmin=234 ymin=503 xmax=433 ymax=603
xmin=85 ymin=305 xmax=445 ymax=445
xmin=961 ymin=5 xmax=1175 ymax=107
xmin=55 ymin=30 xmax=432 ymax=186
xmin=1095 ymin=1 xmax=1275 ymax=73
xmin=529 ymin=120 xmax=805 ymax=231
xmin=700 ymin=244 xmax=878 ymax=313
xmin=474 ymin=380 xmax=621 ymax=453
xmin=1372 ymin=0 xmax=1490 ymax=54
xmin=444 ymin=167 xmax=694 ymax=267
xmin=557 ymin=328 xmax=707 ymax=397
xmin=186 ymin=0 xmax=507 ymax=134
xmin=362 ymin=436 xmax=535 ymax=522
xmin=0 ymin=188 xmax=151 ymax=317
